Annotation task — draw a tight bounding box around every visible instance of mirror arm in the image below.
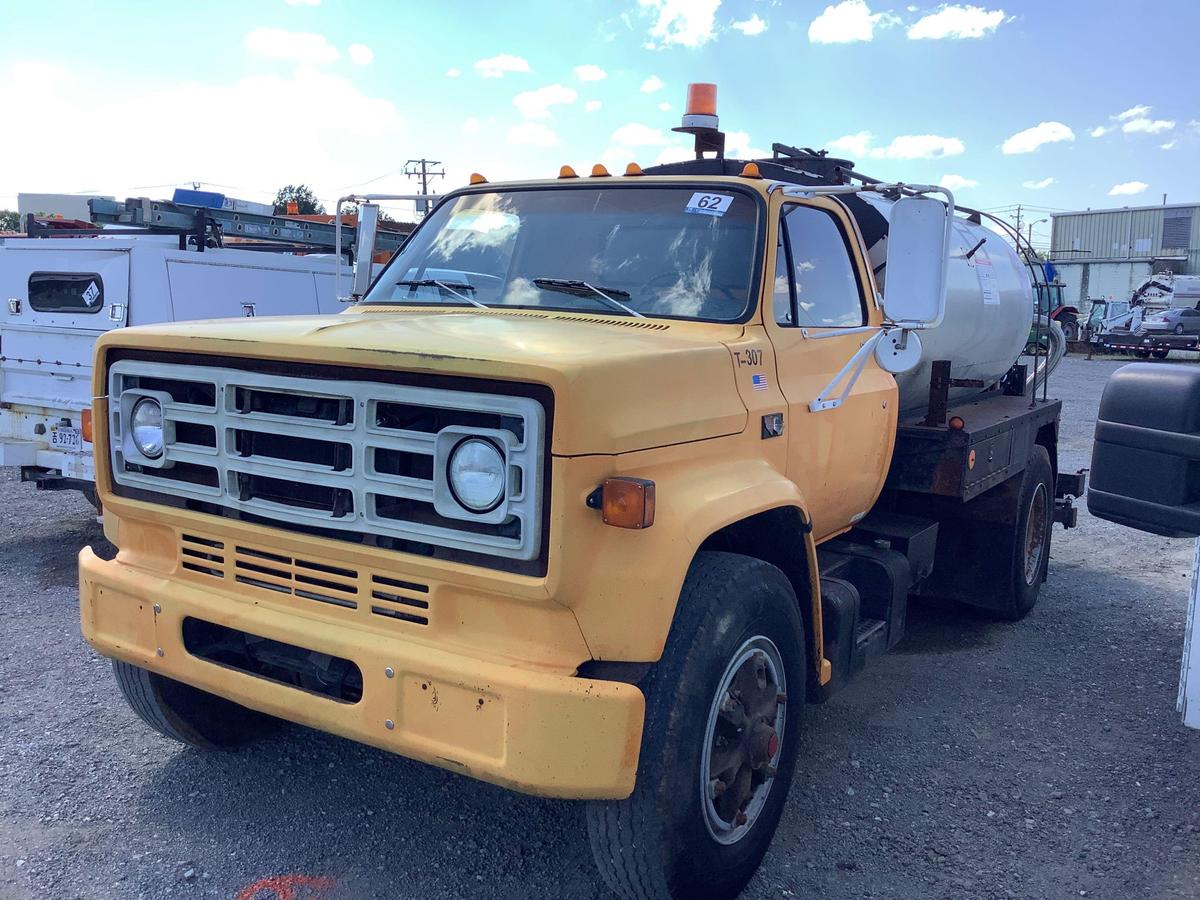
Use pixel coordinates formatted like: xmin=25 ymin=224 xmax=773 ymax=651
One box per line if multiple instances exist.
xmin=333 ymin=193 xmax=430 ymax=303
xmin=809 ymin=330 xmax=886 ymax=412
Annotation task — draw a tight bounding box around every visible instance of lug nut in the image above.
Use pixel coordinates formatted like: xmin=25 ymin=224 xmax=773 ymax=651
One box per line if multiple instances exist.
xmin=776 ymin=692 xmax=788 ymax=704
xmin=711 ymin=779 xmax=727 ymax=798
xmin=735 ymin=811 xmax=748 ymax=826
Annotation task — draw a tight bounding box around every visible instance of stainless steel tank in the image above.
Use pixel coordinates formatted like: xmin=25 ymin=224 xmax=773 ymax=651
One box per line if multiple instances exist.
xmin=843 ymin=193 xmax=1034 ymax=414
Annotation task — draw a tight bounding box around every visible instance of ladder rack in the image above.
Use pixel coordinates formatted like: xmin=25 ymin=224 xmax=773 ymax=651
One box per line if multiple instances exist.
xmin=69 ymin=197 xmax=413 ymax=258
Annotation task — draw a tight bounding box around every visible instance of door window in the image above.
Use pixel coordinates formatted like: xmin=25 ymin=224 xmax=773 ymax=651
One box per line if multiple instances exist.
xmin=28 ymin=272 xmax=104 ymax=313
xmin=774 ymin=205 xmax=864 ymax=328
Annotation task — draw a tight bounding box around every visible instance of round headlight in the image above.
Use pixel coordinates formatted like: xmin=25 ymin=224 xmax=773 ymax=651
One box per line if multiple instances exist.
xmin=131 ymin=397 xmax=165 ymax=459
xmin=447 ymin=438 xmax=506 ymax=512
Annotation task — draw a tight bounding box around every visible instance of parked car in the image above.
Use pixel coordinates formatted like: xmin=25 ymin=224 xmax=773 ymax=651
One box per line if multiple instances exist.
xmin=1139 ymin=307 xmax=1200 ymax=335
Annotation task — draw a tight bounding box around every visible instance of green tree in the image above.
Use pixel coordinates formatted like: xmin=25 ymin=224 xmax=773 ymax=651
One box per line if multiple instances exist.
xmin=273 ymin=185 xmax=325 ymax=216
xmin=0 ymin=210 xmax=21 ymax=231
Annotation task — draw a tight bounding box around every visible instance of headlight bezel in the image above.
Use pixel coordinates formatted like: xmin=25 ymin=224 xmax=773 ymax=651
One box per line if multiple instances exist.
xmin=117 ymin=389 xmax=175 ymax=468
xmin=432 ymin=425 xmax=521 ymax=525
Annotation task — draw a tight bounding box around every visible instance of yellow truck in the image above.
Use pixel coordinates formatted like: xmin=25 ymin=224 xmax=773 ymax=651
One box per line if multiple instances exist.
xmin=79 ymin=86 xmax=1079 ymax=898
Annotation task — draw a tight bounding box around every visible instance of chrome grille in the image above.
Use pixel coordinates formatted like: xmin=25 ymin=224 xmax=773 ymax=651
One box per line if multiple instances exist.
xmin=110 ymin=360 xmax=545 ymax=561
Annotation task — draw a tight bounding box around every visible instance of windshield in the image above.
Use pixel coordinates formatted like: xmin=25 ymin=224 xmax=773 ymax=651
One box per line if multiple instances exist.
xmin=362 ymin=186 xmax=761 ymax=321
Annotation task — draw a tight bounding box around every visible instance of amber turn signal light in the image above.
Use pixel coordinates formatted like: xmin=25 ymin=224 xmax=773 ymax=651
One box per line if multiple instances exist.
xmin=600 ymin=477 xmax=655 ymax=529
xmin=81 ymin=408 xmax=93 ymax=443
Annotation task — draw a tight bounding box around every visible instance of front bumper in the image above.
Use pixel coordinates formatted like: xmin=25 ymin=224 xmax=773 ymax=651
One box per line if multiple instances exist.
xmin=79 ymin=547 xmax=645 ymax=799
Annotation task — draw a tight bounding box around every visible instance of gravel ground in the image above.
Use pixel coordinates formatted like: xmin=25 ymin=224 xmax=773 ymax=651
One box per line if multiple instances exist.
xmin=2 ymin=355 xmax=1199 ymax=900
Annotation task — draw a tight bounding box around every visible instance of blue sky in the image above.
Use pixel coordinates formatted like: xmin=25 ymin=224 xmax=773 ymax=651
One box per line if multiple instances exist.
xmin=1 ymin=0 xmax=1196 ymax=249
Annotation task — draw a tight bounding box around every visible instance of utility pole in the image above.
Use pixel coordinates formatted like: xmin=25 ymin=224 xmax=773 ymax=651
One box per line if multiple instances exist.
xmin=1013 ymin=204 xmax=1022 ymax=242
xmin=404 ymin=159 xmax=445 ymax=216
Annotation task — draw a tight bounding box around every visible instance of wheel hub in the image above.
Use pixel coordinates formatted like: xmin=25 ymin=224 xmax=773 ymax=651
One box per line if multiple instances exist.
xmin=701 ymin=638 xmax=786 ymax=845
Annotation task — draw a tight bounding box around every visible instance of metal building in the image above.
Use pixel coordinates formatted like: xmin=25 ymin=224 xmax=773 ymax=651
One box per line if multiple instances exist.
xmin=1048 ymin=201 xmax=1199 ymax=305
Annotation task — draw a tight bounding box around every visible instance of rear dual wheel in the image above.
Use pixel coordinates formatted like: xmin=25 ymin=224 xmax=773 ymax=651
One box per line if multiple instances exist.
xmin=587 ymin=553 xmax=805 ymax=900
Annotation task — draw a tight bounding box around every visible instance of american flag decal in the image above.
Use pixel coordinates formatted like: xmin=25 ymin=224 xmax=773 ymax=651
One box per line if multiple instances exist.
xmin=751 ymin=373 xmax=768 ymax=392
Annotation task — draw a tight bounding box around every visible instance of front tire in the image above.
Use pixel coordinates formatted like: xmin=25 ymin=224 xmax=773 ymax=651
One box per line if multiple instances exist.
xmin=586 ymin=552 xmax=806 ymax=900
xmin=112 ymin=660 xmax=282 ymax=750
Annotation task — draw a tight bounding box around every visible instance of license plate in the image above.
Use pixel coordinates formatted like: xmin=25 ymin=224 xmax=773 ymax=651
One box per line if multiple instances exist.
xmin=50 ymin=426 xmax=82 ymax=452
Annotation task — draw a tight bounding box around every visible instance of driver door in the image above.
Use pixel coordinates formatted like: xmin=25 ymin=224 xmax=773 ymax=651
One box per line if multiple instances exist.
xmin=765 ymin=199 xmax=897 ymax=541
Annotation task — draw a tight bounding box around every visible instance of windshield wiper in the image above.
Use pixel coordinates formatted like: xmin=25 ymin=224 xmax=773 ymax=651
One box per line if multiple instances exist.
xmin=532 ymin=278 xmax=644 ymax=318
xmin=392 ymin=279 xmax=488 ymax=309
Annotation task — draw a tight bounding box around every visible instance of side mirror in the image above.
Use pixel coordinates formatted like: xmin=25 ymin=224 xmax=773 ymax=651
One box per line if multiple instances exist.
xmin=882 ymin=196 xmax=951 ymax=328
xmin=1088 ymin=362 xmax=1200 ymax=537
xmin=351 ymin=202 xmax=380 ymax=299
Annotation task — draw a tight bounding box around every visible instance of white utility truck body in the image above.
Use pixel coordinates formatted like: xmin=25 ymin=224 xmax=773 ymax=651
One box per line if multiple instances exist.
xmin=0 ymin=236 xmax=352 ymax=494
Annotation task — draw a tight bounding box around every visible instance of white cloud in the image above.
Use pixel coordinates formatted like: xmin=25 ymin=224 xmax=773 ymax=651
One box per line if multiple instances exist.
xmin=654 ymin=144 xmax=695 ymax=165
xmin=1109 ymin=181 xmax=1148 ymax=197
xmin=869 ymin=134 xmax=965 ymax=159
xmin=513 ymin=83 xmax=577 ymax=119
xmin=462 ymin=117 xmax=482 ymax=136
xmin=731 ymin=13 xmax=768 ymax=35
xmin=1001 ymin=121 xmax=1074 ymax=154
xmin=244 ymin=27 xmax=339 ymax=64
xmin=641 ymin=75 xmax=665 ymax=94
xmin=1023 ymin=176 xmax=1054 ymax=190
xmin=1122 ymin=117 xmax=1175 ymax=134
xmin=658 ymin=101 xmax=673 ymax=111
xmin=1161 ymin=140 xmax=1178 ymax=150
xmin=585 ymin=100 xmax=603 ymax=112
xmin=939 ymin=174 xmax=978 ymax=191
xmin=446 ymin=67 xmax=462 ymax=78
xmin=574 ymin=64 xmax=607 ymax=82
xmin=348 ymin=43 xmax=374 ymax=65
xmin=1089 ymin=125 xmax=1109 ymax=138
xmin=808 ymin=1 xmax=898 ymax=44
xmin=611 ymin=123 xmax=670 ymax=146
xmin=474 ymin=54 xmax=531 ymax=78
xmin=907 ymin=4 xmax=1005 ymax=39
xmin=827 ymin=131 xmax=872 ymax=158
xmin=0 ymin=61 xmax=405 ymax=211
xmin=638 ymin=0 xmax=720 ymax=48
xmin=1115 ymin=104 xmax=1151 ymax=121
xmin=506 ymin=122 xmax=560 ymax=147
xmin=725 ymin=131 xmax=770 ymax=160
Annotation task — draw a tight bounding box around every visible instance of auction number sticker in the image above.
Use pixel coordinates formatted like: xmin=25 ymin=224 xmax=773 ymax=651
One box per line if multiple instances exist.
xmin=685 ymin=192 xmax=733 ymax=217
xmin=82 ymin=281 xmax=101 ymax=307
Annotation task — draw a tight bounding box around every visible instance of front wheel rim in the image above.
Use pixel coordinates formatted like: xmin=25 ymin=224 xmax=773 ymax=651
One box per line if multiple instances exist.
xmin=700 ymin=636 xmax=787 ymax=845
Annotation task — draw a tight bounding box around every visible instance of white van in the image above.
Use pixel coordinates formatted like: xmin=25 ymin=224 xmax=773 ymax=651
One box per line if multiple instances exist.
xmin=0 ymin=235 xmax=356 ymax=501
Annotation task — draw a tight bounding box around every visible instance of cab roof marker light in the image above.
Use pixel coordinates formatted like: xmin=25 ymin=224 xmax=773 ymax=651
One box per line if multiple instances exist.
xmin=559 ymin=165 xmax=579 ymax=179
xmin=740 ymin=162 xmax=763 ymax=179
xmin=624 ymin=163 xmax=644 ymax=177
xmin=590 ymin=164 xmax=611 ymax=177
xmin=469 ymin=173 xmax=488 ymax=185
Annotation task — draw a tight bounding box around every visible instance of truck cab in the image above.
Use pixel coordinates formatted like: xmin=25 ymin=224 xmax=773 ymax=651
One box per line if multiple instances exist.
xmin=79 ymin=89 xmax=1068 ymax=899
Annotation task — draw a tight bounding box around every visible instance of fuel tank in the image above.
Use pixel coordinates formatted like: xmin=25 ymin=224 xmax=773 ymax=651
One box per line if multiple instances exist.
xmin=841 ymin=193 xmax=1034 ymax=415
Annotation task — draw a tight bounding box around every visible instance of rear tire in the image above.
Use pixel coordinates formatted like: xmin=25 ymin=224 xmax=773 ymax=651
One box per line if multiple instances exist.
xmin=586 ymin=552 xmax=806 ymax=900
xmin=1004 ymin=445 xmax=1053 ymax=621
xmin=112 ymin=660 xmax=282 ymax=750
xmin=1153 ymin=349 xmax=1170 ymax=360
xmin=1175 ymin=324 xmax=1186 ymax=335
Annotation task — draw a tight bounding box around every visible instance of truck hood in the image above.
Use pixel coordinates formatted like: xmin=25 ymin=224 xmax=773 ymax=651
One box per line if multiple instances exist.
xmin=96 ymin=309 xmax=750 ymax=455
